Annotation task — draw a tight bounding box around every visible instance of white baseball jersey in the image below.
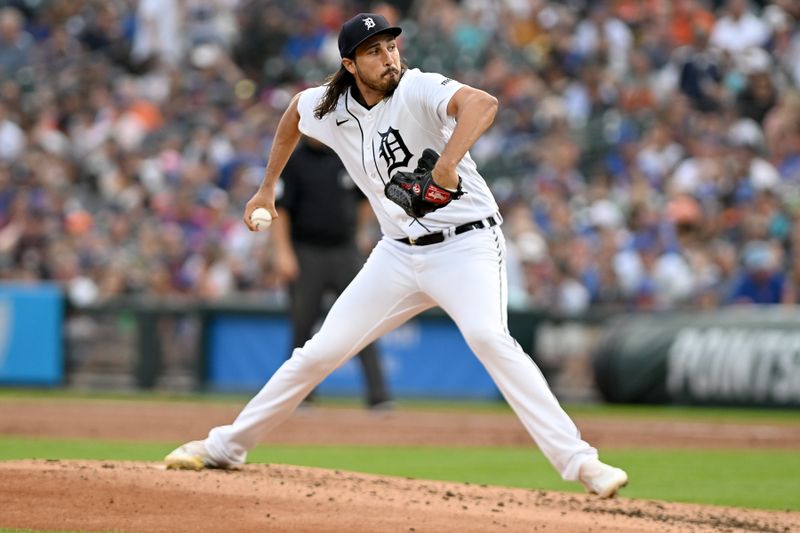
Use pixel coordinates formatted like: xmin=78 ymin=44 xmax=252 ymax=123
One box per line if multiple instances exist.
xmin=296 ymin=68 xmax=499 ymax=240
xmin=201 ymin=67 xmax=603 ymax=486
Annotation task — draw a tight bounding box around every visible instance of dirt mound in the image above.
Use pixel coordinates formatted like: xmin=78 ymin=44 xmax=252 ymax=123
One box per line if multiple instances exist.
xmin=1 ymin=460 xmax=797 ymax=533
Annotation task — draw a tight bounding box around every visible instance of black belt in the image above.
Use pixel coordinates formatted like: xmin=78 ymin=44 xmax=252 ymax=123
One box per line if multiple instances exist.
xmin=396 ymin=216 xmax=499 ymax=246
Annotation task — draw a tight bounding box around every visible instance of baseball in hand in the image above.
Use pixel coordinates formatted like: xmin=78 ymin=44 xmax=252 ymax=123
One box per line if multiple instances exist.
xmin=250 ymin=207 xmax=272 ymax=231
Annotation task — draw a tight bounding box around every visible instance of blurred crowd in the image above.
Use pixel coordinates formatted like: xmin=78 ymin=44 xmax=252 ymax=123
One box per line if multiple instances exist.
xmin=0 ymin=0 xmax=798 ymax=313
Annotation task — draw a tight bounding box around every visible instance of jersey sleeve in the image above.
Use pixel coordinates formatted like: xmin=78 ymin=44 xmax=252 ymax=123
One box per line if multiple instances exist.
xmin=296 ymin=86 xmax=335 ymax=145
xmin=401 ymin=69 xmax=465 ymax=126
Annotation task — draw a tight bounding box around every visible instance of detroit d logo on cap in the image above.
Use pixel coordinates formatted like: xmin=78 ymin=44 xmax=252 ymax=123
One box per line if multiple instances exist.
xmin=363 ymin=17 xmax=375 ymax=30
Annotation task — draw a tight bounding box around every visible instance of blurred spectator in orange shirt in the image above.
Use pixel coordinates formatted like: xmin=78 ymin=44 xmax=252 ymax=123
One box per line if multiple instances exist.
xmin=669 ymin=0 xmax=716 ymax=47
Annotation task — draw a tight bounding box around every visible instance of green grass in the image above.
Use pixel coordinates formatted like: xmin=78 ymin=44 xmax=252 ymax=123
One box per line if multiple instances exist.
xmin=0 ymin=437 xmax=165 ymax=462
xmin=1 ymin=436 xmax=798 ymax=511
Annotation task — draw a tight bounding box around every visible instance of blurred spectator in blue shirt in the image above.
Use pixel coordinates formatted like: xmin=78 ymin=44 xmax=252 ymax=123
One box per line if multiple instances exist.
xmin=728 ymin=240 xmax=785 ymax=304
xmin=0 ymin=7 xmax=32 ymax=77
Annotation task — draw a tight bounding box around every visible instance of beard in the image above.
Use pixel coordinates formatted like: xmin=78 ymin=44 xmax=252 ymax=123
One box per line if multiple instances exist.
xmin=356 ymin=64 xmax=401 ymax=95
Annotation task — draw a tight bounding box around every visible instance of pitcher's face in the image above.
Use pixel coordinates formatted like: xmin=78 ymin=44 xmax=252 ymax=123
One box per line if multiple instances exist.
xmin=347 ymin=34 xmax=401 ymax=94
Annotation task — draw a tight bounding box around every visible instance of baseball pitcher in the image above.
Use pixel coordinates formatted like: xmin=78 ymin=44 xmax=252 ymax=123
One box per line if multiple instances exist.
xmin=166 ymin=12 xmax=628 ymax=498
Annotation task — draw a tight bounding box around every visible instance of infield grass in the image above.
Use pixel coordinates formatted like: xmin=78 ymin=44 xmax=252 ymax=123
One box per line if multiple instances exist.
xmin=1 ymin=436 xmax=798 ymax=511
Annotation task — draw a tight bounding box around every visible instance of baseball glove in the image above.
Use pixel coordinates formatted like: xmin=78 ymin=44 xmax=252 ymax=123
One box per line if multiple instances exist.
xmin=384 ymin=148 xmax=465 ymax=218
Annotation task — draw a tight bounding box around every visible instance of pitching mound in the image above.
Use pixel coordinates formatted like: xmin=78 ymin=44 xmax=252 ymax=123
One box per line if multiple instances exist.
xmin=1 ymin=460 xmax=797 ymax=533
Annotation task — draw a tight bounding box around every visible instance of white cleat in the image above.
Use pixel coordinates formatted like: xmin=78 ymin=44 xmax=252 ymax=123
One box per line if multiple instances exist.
xmin=164 ymin=440 xmax=220 ymax=471
xmin=579 ymin=458 xmax=628 ymax=498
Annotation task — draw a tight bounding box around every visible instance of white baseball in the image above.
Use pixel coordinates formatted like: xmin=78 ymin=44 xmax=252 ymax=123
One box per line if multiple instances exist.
xmin=250 ymin=207 xmax=272 ymax=231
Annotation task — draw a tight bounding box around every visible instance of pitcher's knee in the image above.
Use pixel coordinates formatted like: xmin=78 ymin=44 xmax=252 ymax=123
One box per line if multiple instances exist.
xmin=289 ymin=347 xmax=342 ymax=376
xmin=463 ymin=326 xmax=504 ymax=355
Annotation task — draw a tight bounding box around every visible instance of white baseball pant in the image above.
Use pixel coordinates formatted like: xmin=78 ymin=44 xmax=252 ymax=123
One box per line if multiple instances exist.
xmin=205 ymin=224 xmax=598 ymax=480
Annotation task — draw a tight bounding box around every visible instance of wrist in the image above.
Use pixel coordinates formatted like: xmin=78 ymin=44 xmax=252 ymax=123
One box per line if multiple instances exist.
xmin=436 ymin=157 xmax=458 ymax=173
xmin=259 ymin=176 xmax=279 ymax=191
xmin=433 ymin=174 xmax=459 ymax=191
xmin=436 ymin=180 xmax=458 ymax=193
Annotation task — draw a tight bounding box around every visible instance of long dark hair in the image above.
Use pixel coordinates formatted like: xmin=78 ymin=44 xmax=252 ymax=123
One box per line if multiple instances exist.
xmin=314 ymin=66 xmax=353 ymax=119
xmin=314 ymin=61 xmax=408 ymax=119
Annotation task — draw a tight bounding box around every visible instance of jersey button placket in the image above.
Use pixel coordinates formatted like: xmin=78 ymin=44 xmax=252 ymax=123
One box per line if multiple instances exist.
xmin=364 ymin=114 xmax=378 ymax=181
xmin=365 ymin=143 xmax=375 ymax=179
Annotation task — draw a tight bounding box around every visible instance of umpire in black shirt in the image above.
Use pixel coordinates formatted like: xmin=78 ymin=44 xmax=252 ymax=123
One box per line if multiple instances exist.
xmin=273 ymin=136 xmax=391 ymax=408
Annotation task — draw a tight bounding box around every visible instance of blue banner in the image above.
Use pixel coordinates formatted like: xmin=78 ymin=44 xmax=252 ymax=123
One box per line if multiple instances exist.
xmin=208 ymin=314 xmax=499 ymax=399
xmin=0 ymin=284 xmax=63 ymax=385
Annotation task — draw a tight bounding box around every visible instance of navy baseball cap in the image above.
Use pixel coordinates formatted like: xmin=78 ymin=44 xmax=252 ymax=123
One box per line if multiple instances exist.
xmin=338 ymin=13 xmax=402 ymax=59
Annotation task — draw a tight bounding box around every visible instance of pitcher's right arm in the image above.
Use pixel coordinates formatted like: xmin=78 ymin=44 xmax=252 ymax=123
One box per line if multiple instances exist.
xmin=243 ymin=94 xmax=302 ymax=231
